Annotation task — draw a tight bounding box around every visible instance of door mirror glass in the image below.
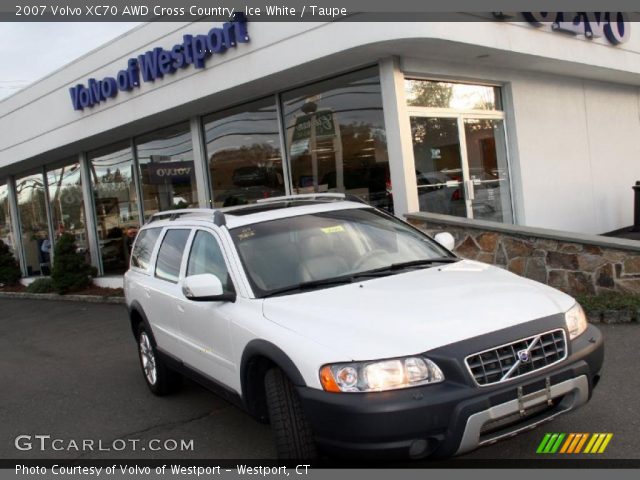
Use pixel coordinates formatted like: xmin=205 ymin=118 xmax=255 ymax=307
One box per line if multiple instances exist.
xmin=434 ymin=232 xmax=455 ymax=251
xmin=182 ymin=274 xmax=235 ymax=302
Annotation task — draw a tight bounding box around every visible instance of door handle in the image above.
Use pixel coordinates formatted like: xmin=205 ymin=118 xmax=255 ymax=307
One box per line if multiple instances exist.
xmin=144 ymin=287 xmax=151 ymax=298
xmin=177 ymin=305 xmax=185 ymax=313
xmin=465 ymin=179 xmax=476 ymax=201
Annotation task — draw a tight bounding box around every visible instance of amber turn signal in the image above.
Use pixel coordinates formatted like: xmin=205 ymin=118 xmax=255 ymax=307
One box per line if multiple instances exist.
xmin=319 ymin=365 xmax=341 ymax=392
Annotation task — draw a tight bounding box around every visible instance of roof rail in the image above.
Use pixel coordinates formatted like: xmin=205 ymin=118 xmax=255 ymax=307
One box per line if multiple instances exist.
xmin=256 ymin=192 xmax=369 ymax=205
xmin=148 ymin=208 xmax=226 ymax=227
xmin=257 ymin=192 xmax=371 ymax=203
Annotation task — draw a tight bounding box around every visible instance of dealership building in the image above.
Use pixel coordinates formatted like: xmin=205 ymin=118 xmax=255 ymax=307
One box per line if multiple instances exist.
xmin=1 ymin=14 xmax=639 ymax=280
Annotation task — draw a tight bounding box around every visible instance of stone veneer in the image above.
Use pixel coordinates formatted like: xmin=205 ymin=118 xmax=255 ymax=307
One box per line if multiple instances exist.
xmin=405 ymin=212 xmax=640 ymax=297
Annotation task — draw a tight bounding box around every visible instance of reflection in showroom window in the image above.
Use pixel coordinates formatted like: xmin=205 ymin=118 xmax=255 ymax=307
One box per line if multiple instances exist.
xmin=203 ymin=97 xmax=285 ymax=207
xmin=46 ymin=160 xmax=88 ymax=264
xmin=0 ymin=183 xmax=15 ymax=256
xmin=89 ymin=142 xmax=141 ymax=275
xmin=136 ymin=122 xmax=198 ymax=220
xmin=282 ymin=67 xmax=392 ymax=212
xmin=15 ymin=172 xmax=49 ymax=276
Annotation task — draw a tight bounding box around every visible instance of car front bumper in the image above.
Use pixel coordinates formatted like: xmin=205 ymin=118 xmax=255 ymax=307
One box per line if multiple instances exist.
xmin=296 ymin=323 xmax=604 ymax=459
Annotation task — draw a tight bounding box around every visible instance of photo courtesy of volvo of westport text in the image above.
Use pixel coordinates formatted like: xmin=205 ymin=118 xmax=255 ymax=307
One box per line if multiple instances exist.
xmin=1 ymin=1 xmax=639 ymax=480
xmin=15 ymin=465 xmax=310 ymax=477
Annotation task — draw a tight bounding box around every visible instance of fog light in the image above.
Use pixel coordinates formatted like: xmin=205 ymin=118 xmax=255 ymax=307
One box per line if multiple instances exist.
xmin=409 ymin=439 xmax=429 ymax=458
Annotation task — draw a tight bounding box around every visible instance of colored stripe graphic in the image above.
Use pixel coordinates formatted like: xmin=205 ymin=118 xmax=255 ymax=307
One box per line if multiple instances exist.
xmin=536 ymin=433 xmax=566 ymax=454
xmin=550 ymin=433 xmax=565 ymax=453
xmin=574 ymin=433 xmax=589 ymax=453
xmin=584 ymin=433 xmax=599 ymax=453
xmin=597 ymin=433 xmax=613 ymax=453
xmin=559 ymin=433 xmax=575 ymax=453
xmin=537 ymin=433 xmax=613 ymax=454
xmin=537 ymin=433 xmax=552 ymax=453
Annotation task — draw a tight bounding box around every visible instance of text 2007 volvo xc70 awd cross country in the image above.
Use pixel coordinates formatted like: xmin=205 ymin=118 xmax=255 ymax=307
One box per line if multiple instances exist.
xmin=124 ymin=194 xmax=603 ymax=459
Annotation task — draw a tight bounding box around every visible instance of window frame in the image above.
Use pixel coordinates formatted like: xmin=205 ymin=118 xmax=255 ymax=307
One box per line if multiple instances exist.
xmin=184 ymin=227 xmax=237 ymax=293
xmin=404 ymin=77 xmax=515 ymax=224
xmin=130 ymin=227 xmax=163 ymax=275
xmin=153 ymin=227 xmax=192 ymax=284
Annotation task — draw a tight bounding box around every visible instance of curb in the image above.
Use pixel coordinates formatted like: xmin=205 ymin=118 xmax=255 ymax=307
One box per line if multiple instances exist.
xmin=0 ymin=291 xmax=125 ymax=305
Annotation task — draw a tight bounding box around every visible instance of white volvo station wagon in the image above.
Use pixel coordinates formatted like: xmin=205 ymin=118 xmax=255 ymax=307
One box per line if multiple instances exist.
xmin=124 ymin=194 xmax=603 ymax=459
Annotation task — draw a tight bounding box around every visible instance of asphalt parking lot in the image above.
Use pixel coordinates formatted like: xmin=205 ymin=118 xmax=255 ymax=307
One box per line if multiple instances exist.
xmin=0 ymin=298 xmax=638 ymax=462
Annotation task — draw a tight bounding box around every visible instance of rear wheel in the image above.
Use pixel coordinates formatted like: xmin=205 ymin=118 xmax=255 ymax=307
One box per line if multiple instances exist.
xmin=264 ymin=368 xmax=318 ymax=459
xmin=137 ymin=324 xmax=181 ymax=396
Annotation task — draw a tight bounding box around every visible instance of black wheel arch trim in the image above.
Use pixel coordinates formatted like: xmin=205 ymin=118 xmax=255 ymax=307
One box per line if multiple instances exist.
xmin=128 ymin=301 xmax=155 ymax=344
xmin=241 ymin=339 xmax=306 ymax=388
xmin=240 ymin=339 xmax=307 ymax=419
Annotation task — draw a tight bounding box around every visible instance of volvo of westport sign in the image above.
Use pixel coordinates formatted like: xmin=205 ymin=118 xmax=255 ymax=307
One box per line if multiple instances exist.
xmin=494 ymin=12 xmax=630 ymax=45
xmin=69 ymin=13 xmax=249 ymax=111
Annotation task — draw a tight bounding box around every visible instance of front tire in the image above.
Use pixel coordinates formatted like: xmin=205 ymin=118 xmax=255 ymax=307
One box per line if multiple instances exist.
xmin=264 ymin=368 xmax=318 ymax=459
xmin=137 ymin=324 xmax=181 ymax=396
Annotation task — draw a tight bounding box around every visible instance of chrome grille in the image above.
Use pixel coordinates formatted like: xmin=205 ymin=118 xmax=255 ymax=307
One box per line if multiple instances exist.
xmin=465 ymin=329 xmax=567 ymax=386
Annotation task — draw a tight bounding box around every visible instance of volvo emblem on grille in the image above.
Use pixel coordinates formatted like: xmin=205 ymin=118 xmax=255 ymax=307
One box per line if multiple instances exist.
xmin=517 ymin=349 xmax=531 ymax=363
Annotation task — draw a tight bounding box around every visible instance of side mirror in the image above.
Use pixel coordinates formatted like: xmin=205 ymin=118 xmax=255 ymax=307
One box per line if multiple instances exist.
xmin=434 ymin=232 xmax=455 ymax=251
xmin=182 ymin=274 xmax=236 ymax=302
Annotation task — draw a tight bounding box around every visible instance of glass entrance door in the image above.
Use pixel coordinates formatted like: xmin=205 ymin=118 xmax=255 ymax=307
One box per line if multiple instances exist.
xmin=410 ymin=117 xmax=467 ymax=217
xmin=463 ymin=118 xmax=512 ymax=223
xmin=409 ymin=114 xmax=513 ymax=223
xmin=405 ymin=79 xmax=513 ymax=223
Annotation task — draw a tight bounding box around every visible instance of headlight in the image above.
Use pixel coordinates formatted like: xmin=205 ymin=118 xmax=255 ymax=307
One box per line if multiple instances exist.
xmin=319 ymin=357 xmax=444 ymax=393
xmin=565 ymin=303 xmax=588 ymax=340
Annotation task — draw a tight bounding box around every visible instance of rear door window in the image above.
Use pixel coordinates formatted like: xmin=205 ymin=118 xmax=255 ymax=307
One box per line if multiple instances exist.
xmin=131 ymin=228 xmax=162 ymax=271
xmin=155 ymin=229 xmax=191 ymax=283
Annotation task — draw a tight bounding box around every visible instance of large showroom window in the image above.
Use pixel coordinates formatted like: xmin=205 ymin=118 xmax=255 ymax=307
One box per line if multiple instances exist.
xmin=405 ymin=79 xmax=513 ymax=223
xmin=136 ymin=122 xmax=198 ymax=220
xmin=89 ymin=142 xmax=141 ymax=275
xmin=282 ymin=67 xmax=391 ymax=211
xmin=203 ymin=97 xmax=285 ymax=207
xmin=0 ymin=183 xmax=15 ymax=254
xmin=46 ymin=160 xmax=88 ymax=260
xmin=15 ymin=172 xmax=50 ymax=276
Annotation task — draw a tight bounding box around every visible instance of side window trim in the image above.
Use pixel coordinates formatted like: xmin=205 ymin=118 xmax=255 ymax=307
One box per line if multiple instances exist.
xmin=130 ymin=227 xmax=163 ymax=275
xmin=185 ymin=228 xmax=237 ymax=293
xmin=218 ymin=226 xmax=254 ymax=299
xmin=154 ymin=227 xmax=193 ymax=284
xmin=177 ymin=229 xmax=196 ymax=284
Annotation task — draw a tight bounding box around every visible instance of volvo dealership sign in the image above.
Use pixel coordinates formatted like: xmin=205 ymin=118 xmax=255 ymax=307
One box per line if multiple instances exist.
xmin=494 ymin=12 xmax=630 ymax=45
xmin=69 ymin=13 xmax=249 ymax=111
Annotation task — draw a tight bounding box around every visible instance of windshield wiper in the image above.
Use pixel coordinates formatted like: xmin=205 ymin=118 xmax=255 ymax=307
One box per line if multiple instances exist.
xmin=350 ymin=257 xmax=460 ymax=278
xmin=262 ymin=277 xmax=354 ymax=298
xmin=389 ymin=257 xmax=460 ymax=269
xmin=261 ymin=258 xmax=460 ymax=297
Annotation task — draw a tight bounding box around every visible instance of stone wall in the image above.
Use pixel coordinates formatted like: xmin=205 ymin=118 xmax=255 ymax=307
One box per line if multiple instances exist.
xmin=406 ymin=213 xmax=640 ymax=297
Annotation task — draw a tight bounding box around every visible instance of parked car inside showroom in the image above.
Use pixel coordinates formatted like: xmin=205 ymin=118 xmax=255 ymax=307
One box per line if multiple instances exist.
xmin=124 ymin=193 xmax=603 ymax=459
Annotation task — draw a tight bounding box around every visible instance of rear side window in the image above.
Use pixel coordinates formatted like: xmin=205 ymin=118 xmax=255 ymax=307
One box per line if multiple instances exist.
xmin=155 ymin=229 xmax=191 ymax=283
xmin=131 ymin=228 xmax=162 ymax=271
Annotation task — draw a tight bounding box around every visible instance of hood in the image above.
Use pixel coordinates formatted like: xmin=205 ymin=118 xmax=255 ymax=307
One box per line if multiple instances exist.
xmin=262 ymin=260 xmax=574 ymax=361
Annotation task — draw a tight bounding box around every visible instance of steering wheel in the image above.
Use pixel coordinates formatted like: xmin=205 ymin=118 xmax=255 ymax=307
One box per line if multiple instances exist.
xmin=352 ymin=249 xmax=389 ymax=271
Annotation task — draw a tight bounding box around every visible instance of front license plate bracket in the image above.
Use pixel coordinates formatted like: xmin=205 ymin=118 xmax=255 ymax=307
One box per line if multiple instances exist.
xmin=518 ymin=377 xmax=553 ymax=417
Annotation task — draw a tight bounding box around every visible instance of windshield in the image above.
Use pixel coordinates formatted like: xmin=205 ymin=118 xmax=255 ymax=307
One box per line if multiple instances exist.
xmin=230 ymin=207 xmax=456 ymax=298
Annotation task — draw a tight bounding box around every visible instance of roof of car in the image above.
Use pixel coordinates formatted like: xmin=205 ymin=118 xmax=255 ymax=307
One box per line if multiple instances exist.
xmin=142 ymin=198 xmax=372 ymax=230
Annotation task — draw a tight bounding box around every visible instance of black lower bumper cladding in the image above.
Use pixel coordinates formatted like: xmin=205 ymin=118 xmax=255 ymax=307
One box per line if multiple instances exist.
xmin=297 ymin=321 xmax=604 ymax=459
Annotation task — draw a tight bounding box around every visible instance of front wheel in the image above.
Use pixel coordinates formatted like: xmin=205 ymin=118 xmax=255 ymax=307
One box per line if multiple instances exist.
xmin=137 ymin=325 xmax=181 ymax=396
xmin=264 ymin=368 xmax=318 ymax=459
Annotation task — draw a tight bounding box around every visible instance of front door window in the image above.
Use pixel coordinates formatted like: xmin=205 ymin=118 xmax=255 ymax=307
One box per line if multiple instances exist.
xmin=406 ymin=79 xmax=513 ymax=223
